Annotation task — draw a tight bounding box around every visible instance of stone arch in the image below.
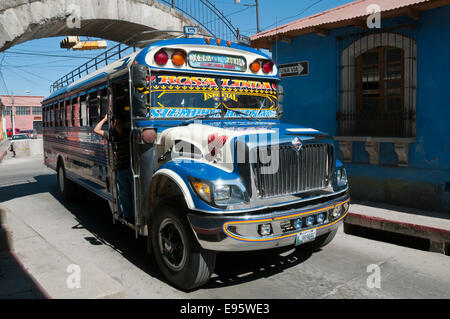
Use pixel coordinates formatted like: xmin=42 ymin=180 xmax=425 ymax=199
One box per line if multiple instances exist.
xmin=341 ymin=32 xmax=417 ymax=136
xmin=0 ymin=0 xmax=201 ymax=52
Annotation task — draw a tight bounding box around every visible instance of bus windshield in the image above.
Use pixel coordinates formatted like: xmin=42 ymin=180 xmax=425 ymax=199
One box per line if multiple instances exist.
xmin=149 ymin=73 xmax=278 ymax=119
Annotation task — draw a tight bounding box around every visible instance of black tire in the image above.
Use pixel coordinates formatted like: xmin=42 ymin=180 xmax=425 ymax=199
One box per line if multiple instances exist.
xmin=302 ymin=228 xmax=338 ymax=252
xmin=151 ymin=204 xmax=216 ymax=291
xmin=57 ymin=164 xmax=78 ymax=201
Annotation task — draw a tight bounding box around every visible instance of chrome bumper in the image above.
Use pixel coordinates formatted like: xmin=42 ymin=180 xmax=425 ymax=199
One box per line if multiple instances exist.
xmin=187 ymin=193 xmax=350 ymax=252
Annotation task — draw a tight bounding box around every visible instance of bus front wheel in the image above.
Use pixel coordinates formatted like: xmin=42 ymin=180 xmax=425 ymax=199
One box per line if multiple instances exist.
xmin=151 ymin=204 xmax=216 ymax=291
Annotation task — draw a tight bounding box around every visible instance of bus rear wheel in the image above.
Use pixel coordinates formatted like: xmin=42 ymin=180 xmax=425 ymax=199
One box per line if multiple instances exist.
xmin=57 ymin=164 xmax=78 ymax=200
xmin=151 ymin=204 xmax=216 ymax=291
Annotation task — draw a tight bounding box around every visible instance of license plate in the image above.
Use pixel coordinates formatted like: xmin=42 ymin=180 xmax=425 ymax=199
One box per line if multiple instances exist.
xmin=295 ymin=229 xmax=317 ymax=246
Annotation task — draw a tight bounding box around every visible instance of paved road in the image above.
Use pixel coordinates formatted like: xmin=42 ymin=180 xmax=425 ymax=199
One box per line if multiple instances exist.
xmin=1 ymin=155 xmax=450 ymax=299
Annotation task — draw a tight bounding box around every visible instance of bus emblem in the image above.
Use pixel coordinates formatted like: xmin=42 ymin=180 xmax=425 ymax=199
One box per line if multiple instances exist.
xmin=292 ymin=137 xmax=302 ymax=152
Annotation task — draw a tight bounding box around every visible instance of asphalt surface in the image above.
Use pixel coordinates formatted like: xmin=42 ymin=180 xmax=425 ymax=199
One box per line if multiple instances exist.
xmin=1 ymin=155 xmax=450 ymax=299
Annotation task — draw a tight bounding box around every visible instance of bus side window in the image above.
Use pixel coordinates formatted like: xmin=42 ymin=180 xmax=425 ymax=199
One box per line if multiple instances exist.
xmin=72 ymin=98 xmax=80 ymax=127
xmin=54 ymin=104 xmax=59 ymax=127
xmin=80 ymin=97 xmax=88 ymax=126
xmin=89 ymin=91 xmax=99 ymax=126
xmin=66 ymin=100 xmax=72 ymax=127
xmin=51 ymin=105 xmax=55 ymax=127
xmin=61 ymin=102 xmax=66 ymax=127
xmin=100 ymin=88 xmax=108 ymax=118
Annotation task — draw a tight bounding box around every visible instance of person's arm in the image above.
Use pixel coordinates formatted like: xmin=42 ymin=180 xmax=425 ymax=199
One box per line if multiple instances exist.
xmin=94 ymin=114 xmax=108 ymax=138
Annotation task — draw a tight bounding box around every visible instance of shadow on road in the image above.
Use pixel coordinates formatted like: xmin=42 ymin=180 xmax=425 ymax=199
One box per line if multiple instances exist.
xmin=0 ymin=172 xmax=314 ymax=291
xmin=0 ymin=251 xmax=49 ymax=299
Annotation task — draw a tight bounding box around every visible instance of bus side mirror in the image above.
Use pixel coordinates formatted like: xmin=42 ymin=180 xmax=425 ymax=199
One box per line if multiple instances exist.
xmin=277 ymin=84 xmax=284 ymax=119
xmin=133 ymin=90 xmax=147 ymax=117
xmin=131 ymin=64 xmax=148 ymax=88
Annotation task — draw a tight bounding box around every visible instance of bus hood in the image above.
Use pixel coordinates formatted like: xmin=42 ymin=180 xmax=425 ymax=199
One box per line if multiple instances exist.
xmin=155 ymin=120 xmax=331 ymax=173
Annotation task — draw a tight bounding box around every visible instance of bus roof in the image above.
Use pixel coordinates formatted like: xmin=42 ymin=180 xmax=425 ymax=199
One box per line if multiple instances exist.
xmin=43 ymin=38 xmax=279 ymax=105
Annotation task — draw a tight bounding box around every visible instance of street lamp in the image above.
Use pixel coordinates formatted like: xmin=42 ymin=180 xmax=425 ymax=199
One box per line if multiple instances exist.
xmin=235 ymin=0 xmax=260 ymax=33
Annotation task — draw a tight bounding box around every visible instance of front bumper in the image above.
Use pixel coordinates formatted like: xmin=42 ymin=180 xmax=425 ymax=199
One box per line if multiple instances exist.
xmin=187 ymin=193 xmax=350 ymax=252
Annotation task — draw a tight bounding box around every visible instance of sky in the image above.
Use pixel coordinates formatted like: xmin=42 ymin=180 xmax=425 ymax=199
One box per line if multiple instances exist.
xmin=0 ymin=0 xmax=353 ymax=98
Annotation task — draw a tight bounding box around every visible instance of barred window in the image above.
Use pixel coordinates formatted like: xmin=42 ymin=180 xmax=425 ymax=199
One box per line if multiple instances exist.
xmin=32 ymin=107 xmax=42 ymax=115
xmin=16 ymin=107 xmax=30 ymax=115
xmin=337 ymin=32 xmax=417 ymax=138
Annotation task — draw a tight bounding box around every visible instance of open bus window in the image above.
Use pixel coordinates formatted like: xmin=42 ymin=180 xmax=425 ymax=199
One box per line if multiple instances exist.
xmin=66 ymin=100 xmax=73 ymax=127
xmin=80 ymin=97 xmax=88 ymax=126
xmin=72 ymin=98 xmax=80 ymax=127
xmin=100 ymin=89 xmax=109 ymax=118
xmin=51 ymin=105 xmax=55 ymax=127
xmin=89 ymin=92 xmax=100 ymax=126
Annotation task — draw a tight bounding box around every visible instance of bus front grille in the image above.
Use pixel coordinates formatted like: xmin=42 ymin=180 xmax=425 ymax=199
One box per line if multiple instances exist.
xmin=252 ymin=143 xmax=333 ymax=198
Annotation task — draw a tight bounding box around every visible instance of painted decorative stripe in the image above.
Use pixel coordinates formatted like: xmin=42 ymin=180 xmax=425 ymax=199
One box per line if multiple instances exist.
xmin=223 ymin=198 xmax=350 ymax=242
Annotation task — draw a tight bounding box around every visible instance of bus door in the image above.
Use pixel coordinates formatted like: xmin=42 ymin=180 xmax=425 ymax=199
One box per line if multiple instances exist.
xmin=130 ymin=64 xmax=153 ymax=237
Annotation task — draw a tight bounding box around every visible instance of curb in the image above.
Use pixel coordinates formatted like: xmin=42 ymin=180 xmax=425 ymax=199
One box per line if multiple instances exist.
xmin=344 ymin=211 xmax=450 ymax=254
xmin=0 ymin=206 xmax=14 ymax=252
xmin=0 ymin=139 xmax=9 ymax=163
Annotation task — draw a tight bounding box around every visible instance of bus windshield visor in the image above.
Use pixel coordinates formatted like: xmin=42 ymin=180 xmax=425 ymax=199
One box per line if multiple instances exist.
xmin=149 ymin=73 xmax=278 ymax=119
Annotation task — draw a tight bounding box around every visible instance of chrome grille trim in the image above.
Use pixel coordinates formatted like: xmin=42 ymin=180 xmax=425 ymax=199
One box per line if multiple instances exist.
xmin=252 ymin=143 xmax=333 ymax=198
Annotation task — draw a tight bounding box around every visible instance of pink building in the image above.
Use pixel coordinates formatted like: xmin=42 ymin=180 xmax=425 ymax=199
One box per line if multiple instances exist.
xmin=0 ymin=95 xmax=44 ymax=136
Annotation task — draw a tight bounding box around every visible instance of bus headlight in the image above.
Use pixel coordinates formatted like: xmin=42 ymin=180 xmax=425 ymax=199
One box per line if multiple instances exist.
xmin=336 ymin=168 xmax=348 ymax=187
xmin=213 ymin=184 xmax=245 ymax=206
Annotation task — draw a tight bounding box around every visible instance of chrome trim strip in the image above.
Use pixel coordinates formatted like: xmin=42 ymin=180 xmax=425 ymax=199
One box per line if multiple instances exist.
xmin=191 ymin=186 xmax=348 ymax=214
xmin=223 ymin=199 xmax=349 ymax=242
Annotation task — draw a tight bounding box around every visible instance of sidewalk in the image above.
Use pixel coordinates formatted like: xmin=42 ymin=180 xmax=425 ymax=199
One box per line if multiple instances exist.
xmin=345 ymin=201 xmax=450 ymax=255
xmin=0 ymin=204 xmax=49 ymax=299
xmin=0 ymin=205 xmax=125 ymax=299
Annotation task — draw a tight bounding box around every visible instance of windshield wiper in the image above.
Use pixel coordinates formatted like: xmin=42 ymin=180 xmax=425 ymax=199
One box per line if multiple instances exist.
xmin=181 ymin=110 xmax=222 ymax=126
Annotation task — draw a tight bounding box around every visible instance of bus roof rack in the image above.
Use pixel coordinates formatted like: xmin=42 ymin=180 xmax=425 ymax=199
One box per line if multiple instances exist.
xmin=49 ymin=29 xmax=213 ymax=93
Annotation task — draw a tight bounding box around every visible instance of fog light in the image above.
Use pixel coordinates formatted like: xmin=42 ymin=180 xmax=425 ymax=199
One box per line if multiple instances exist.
xmin=294 ymin=218 xmax=302 ymax=229
xmin=332 ymin=207 xmax=340 ymax=218
xmin=317 ymin=213 xmax=325 ymax=224
xmin=258 ymin=224 xmax=272 ymax=236
xmin=306 ymin=216 xmax=314 ymax=226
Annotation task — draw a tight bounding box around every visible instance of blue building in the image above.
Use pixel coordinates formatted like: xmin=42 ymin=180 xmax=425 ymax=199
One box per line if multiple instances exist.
xmin=252 ymin=0 xmax=450 ymax=213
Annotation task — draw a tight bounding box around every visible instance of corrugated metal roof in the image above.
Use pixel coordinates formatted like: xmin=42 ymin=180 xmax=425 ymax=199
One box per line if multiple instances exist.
xmin=0 ymin=95 xmax=44 ymax=107
xmin=251 ymin=0 xmax=434 ymax=42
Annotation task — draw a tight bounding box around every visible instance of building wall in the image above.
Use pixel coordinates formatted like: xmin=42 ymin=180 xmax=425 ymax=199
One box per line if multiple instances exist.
xmin=273 ymin=6 xmax=450 ymax=212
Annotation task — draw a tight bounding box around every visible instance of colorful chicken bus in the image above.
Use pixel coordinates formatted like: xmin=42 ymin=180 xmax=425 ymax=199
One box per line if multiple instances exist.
xmin=42 ymin=32 xmax=350 ymax=290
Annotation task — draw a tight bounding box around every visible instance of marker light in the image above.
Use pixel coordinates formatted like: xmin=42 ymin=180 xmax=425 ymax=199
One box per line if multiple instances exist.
xmin=306 ymin=216 xmax=314 ymax=226
xmin=154 ymin=50 xmax=169 ymax=65
xmin=294 ymin=218 xmax=302 ymax=229
xmin=258 ymin=224 xmax=272 ymax=236
xmin=216 ymin=39 xmax=221 ymax=46
xmin=317 ymin=213 xmax=325 ymax=224
xmin=262 ymin=60 xmax=274 ymax=73
xmin=205 ymin=38 xmax=211 ymax=45
xmin=171 ymin=51 xmax=186 ymax=66
xmin=192 ymin=181 xmax=212 ymax=203
xmin=227 ymin=41 xmax=232 ymax=47
xmin=332 ymin=207 xmax=340 ymax=218
xmin=250 ymin=60 xmax=261 ymax=73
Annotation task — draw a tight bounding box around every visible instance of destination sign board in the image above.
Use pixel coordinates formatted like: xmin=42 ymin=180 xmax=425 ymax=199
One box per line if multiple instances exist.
xmin=188 ymin=51 xmax=247 ymax=72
